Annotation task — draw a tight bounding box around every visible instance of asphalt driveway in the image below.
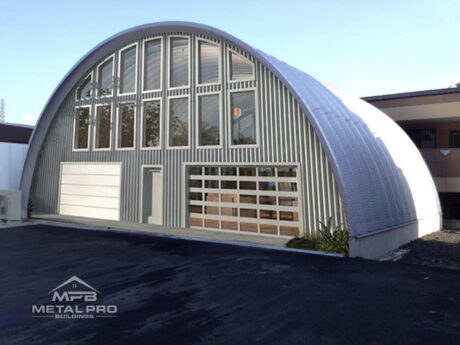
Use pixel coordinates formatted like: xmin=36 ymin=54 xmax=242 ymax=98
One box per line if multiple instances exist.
xmin=0 ymin=224 xmax=459 ymax=345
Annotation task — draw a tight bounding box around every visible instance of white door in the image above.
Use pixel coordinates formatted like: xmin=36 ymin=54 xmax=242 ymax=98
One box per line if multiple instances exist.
xmin=59 ymin=163 xmax=121 ymax=221
xmin=148 ymin=169 xmax=163 ymax=225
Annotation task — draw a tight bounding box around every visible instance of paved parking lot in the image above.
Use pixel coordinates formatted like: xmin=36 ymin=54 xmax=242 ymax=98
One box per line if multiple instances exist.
xmin=0 ymin=224 xmax=459 ymax=345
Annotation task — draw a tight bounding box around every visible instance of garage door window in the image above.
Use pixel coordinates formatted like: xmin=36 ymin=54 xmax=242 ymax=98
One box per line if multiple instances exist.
xmin=188 ymin=166 xmax=301 ymax=236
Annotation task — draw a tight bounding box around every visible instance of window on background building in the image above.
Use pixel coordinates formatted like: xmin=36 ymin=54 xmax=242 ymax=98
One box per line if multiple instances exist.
xmin=170 ymin=37 xmax=189 ymax=87
xmin=229 ymin=51 xmax=253 ymax=81
xmin=230 ymin=90 xmax=256 ymax=145
xmin=405 ymin=128 xmax=436 ymax=149
xmin=143 ymin=39 xmax=161 ymax=91
xmin=119 ymin=45 xmax=137 ymax=94
xmin=142 ymin=100 xmax=161 ymax=148
xmin=74 ymin=107 xmax=90 ymax=149
xmin=197 ymin=94 xmax=220 ymax=146
xmin=95 ymin=105 xmax=111 ymax=149
xmin=76 ymin=75 xmax=92 ymax=100
xmin=198 ymin=40 xmax=219 ymax=84
xmin=97 ymin=57 xmax=113 ymax=97
xmin=169 ymin=97 xmax=188 ymax=147
xmin=117 ymin=103 xmax=135 ymax=148
xmin=450 ymin=131 xmax=460 ymax=148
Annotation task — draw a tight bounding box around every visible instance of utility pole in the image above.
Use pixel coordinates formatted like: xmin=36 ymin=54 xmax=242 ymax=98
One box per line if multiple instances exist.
xmin=0 ymin=99 xmax=5 ymax=123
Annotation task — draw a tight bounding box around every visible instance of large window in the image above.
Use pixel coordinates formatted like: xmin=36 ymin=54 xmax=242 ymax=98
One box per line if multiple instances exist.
xmin=119 ymin=45 xmax=137 ymax=94
xmin=142 ymin=99 xmax=161 ymax=148
xmin=117 ymin=102 xmax=135 ymax=149
xmin=197 ymin=94 xmax=220 ymax=147
xmin=230 ymin=90 xmax=256 ymax=145
xmin=94 ymin=105 xmax=111 ymax=150
xmin=450 ymin=131 xmax=460 ymax=148
xmin=406 ymin=128 xmax=436 ymax=149
xmin=168 ymin=97 xmax=189 ymax=147
xmin=169 ymin=37 xmax=189 ymax=88
xmin=229 ymin=51 xmax=254 ymax=81
xmin=97 ymin=56 xmax=114 ymax=97
xmin=76 ymin=74 xmax=92 ymax=100
xmin=188 ymin=166 xmax=300 ymax=236
xmin=73 ymin=107 xmax=90 ymax=150
xmin=143 ymin=38 xmax=162 ymax=91
xmin=197 ymin=39 xmax=220 ymax=85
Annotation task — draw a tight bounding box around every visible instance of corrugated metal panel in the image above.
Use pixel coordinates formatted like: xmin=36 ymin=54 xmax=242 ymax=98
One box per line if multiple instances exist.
xmin=29 ymin=32 xmax=345 ymax=235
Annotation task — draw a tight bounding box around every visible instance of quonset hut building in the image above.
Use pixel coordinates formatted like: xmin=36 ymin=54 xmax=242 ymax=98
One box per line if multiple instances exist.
xmin=21 ymin=22 xmax=441 ymax=258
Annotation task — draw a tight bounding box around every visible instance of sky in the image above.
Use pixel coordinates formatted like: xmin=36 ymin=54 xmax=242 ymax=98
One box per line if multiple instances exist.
xmin=1 ymin=0 xmax=459 ymax=125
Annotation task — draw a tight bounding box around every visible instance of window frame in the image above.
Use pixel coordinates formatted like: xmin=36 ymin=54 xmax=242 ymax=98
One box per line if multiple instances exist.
xmin=167 ymin=94 xmax=191 ymax=150
xmin=140 ymin=97 xmax=162 ymax=151
xmin=227 ymin=87 xmax=259 ymax=148
xmin=195 ymin=37 xmax=222 ymax=87
xmin=93 ymin=103 xmax=112 ymax=152
xmin=227 ymin=48 xmax=255 ymax=83
xmin=167 ymin=35 xmax=191 ymax=90
xmin=96 ymin=54 xmax=115 ymax=98
xmin=141 ymin=36 xmax=163 ymax=94
xmin=196 ymin=91 xmax=222 ymax=149
xmin=117 ymin=42 xmax=138 ymax=96
xmin=72 ymin=105 xmax=91 ymax=152
xmin=75 ymin=72 xmax=93 ymax=102
xmin=115 ymin=101 xmax=137 ymax=151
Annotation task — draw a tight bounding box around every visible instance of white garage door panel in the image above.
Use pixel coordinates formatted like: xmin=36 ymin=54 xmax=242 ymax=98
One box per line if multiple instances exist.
xmin=60 ymin=204 xmax=119 ymax=221
xmin=59 ymin=163 xmax=121 ymax=221
xmin=60 ymin=184 xmax=120 ymax=198
xmin=60 ymin=194 xmax=119 ymax=209
xmin=62 ymin=164 xmax=122 ymax=176
xmin=61 ymin=174 xmax=120 ymax=187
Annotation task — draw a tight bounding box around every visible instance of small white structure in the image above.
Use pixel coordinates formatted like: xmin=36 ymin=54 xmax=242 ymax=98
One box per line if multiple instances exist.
xmin=0 ymin=142 xmax=29 ymax=190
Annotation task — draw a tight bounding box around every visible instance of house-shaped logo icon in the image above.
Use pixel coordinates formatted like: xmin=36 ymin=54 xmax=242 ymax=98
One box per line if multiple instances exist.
xmin=49 ymin=276 xmax=100 ymax=303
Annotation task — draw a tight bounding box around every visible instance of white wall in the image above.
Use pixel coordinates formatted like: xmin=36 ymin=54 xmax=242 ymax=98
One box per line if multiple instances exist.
xmin=0 ymin=142 xmax=28 ymax=190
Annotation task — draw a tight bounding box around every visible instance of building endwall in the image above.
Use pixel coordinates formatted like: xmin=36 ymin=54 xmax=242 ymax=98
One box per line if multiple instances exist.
xmin=30 ymin=32 xmax=345 ymax=236
xmin=0 ymin=142 xmax=28 ymax=190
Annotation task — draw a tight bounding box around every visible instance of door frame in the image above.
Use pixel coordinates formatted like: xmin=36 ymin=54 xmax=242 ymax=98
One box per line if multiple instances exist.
xmin=139 ymin=164 xmax=163 ymax=224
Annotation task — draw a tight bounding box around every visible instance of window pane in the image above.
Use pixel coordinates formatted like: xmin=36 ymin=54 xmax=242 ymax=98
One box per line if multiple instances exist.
xmin=189 ymin=192 xmax=202 ymax=201
xmin=98 ymin=58 xmax=113 ymax=96
xmin=205 ymin=180 xmax=219 ymax=189
xmin=279 ymin=197 xmax=298 ymax=207
xmin=231 ymin=91 xmax=256 ymax=145
xmin=259 ymin=167 xmax=275 ymax=176
xmin=142 ymin=100 xmax=161 ymax=148
xmin=169 ymin=97 xmax=188 ymax=147
xmin=77 ymin=76 xmax=91 ymax=100
xmin=260 ymin=196 xmax=276 ymax=205
xmin=239 ymin=167 xmax=256 ymax=176
xmin=229 ymin=52 xmax=253 ymax=80
xmin=189 ymin=205 xmax=202 ymax=214
xmin=222 ymin=167 xmax=237 ymax=176
xmin=278 ymin=167 xmax=296 ymax=177
xmin=205 ymin=192 xmax=219 ymax=202
xmin=118 ymin=103 xmax=135 ymax=148
xmin=189 ymin=180 xmax=202 ymax=188
xmin=205 ymin=167 xmax=219 ymax=175
xmin=198 ymin=40 xmax=219 ymax=84
xmin=221 ymin=207 xmax=238 ymax=217
xmin=95 ymin=105 xmax=111 ymax=149
xmin=205 ymin=219 xmax=219 ymax=229
xmin=280 ymin=211 xmax=298 ymax=221
xmin=240 ymin=195 xmax=257 ymax=204
xmin=144 ymin=39 xmax=161 ymax=90
xmin=190 ymin=217 xmax=203 ymax=227
xmin=260 ymin=210 xmax=277 ymax=220
xmin=278 ymin=182 xmax=297 ymax=192
xmin=221 ymin=181 xmax=237 ymax=189
xmin=221 ymin=221 xmax=238 ymax=231
xmin=240 ymin=181 xmax=256 ymax=190
xmin=198 ymin=94 xmax=220 ymax=146
xmin=120 ymin=46 xmax=136 ymax=94
xmin=170 ymin=38 xmax=189 ymax=87
xmin=259 ymin=182 xmax=276 ymax=191
xmin=451 ymin=131 xmax=460 ymax=148
xmin=221 ymin=194 xmax=237 ymax=203
xmin=240 ymin=209 xmax=257 ymax=218
xmin=74 ymin=108 xmax=90 ymax=149
xmin=280 ymin=226 xmax=299 ymax=236
xmin=188 ymin=167 xmax=202 ymax=175
xmin=240 ymin=222 xmax=257 ymax=233
xmin=260 ymin=224 xmax=277 ymax=235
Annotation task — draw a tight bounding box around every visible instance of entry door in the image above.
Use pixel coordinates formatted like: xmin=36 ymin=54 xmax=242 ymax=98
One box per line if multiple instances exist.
xmin=148 ymin=169 xmax=163 ymax=225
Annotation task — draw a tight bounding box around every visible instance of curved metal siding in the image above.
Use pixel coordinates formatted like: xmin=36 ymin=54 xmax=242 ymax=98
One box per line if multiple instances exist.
xmin=30 ymin=32 xmax=345 ymax=234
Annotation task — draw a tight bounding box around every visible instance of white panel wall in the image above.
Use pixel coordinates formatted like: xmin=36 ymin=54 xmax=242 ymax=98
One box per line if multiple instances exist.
xmin=0 ymin=142 xmax=28 ymax=190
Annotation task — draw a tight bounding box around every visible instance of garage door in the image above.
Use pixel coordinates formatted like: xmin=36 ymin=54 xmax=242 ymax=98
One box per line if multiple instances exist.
xmin=59 ymin=163 xmax=121 ymax=221
xmin=187 ymin=166 xmax=301 ymax=237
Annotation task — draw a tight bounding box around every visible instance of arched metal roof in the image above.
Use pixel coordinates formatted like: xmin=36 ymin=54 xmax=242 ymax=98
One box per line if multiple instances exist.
xmin=20 ymin=21 xmax=441 ymax=237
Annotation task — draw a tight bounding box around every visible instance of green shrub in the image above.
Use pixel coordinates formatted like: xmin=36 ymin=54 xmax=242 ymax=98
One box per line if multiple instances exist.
xmin=285 ymin=217 xmax=349 ymax=255
xmin=317 ymin=217 xmax=349 ymax=255
xmin=286 ymin=236 xmax=321 ymax=250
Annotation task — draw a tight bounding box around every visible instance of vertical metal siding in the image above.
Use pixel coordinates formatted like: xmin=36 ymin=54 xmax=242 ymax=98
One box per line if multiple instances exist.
xmin=30 ymin=33 xmax=346 ymax=235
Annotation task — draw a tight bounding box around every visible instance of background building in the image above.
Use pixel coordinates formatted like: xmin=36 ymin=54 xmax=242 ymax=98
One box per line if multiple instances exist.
xmin=364 ymin=87 xmax=460 ymax=229
xmin=20 ymin=22 xmax=441 ymax=258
